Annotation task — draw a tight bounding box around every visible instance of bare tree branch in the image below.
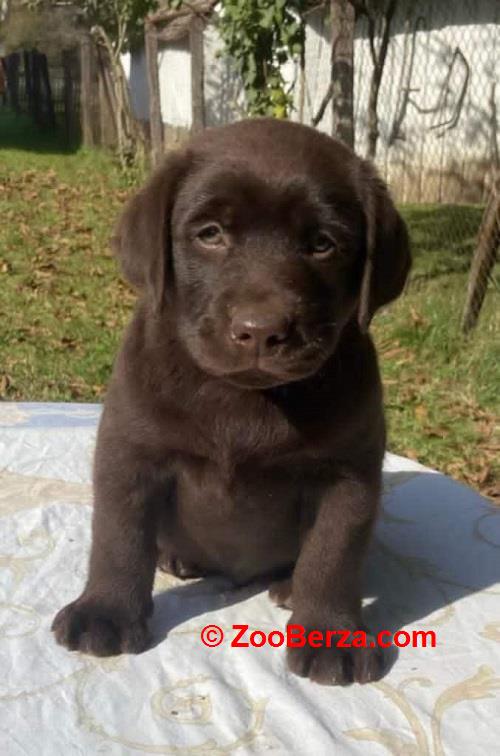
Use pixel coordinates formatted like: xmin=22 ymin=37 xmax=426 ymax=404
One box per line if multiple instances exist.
xmin=312 ymin=80 xmax=334 ymax=127
xmin=364 ymin=0 xmax=398 ymax=159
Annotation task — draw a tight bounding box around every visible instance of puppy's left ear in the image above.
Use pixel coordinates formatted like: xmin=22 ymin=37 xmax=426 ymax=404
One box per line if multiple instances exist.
xmin=357 ymin=161 xmax=411 ymax=331
xmin=111 ymin=150 xmax=190 ymax=313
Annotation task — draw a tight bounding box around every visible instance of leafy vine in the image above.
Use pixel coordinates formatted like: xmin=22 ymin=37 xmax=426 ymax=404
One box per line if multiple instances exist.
xmin=169 ymin=0 xmax=307 ymax=117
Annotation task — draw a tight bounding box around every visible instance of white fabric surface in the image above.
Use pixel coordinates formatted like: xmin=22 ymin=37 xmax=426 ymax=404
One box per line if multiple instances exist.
xmin=0 ymin=402 xmax=499 ymax=755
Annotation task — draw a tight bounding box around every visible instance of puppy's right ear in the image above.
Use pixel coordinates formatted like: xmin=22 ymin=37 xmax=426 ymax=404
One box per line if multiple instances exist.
xmin=111 ymin=150 xmax=190 ymax=313
xmin=357 ymin=160 xmax=411 ymax=332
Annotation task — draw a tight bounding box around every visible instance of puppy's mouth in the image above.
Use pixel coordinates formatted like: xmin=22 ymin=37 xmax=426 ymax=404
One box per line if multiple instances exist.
xmin=222 ymin=369 xmax=313 ymax=390
xmin=205 ymin=343 xmax=334 ymax=389
xmin=223 ymin=370 xmax=289 ymax=390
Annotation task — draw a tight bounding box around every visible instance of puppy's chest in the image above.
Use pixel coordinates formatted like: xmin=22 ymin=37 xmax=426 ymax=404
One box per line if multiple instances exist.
xmin=173 ymin=453 xmax=303 ymax=522
xmin=205 ymin=396 xmax=307 ymax=465
xmin=172 ymin=384 xmax=343 ymax=466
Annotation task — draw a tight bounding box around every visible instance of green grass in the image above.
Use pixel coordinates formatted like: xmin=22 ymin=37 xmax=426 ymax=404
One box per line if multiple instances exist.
xmin=0 ymin=108 xmax=498 ymax=499
xmin=372 ymin=205 xmax=499 ymax=497
xmin=0 ymin=109 xmax=135 ymax=399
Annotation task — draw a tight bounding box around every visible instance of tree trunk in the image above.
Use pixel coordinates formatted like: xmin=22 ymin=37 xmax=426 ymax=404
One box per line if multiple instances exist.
xmin=462 ymin=177 xmax=500 ymax=333
xmin=32 ymin=50 xmax=42 ymax=127
xmin=62 ymin=49 xmax=75 ymax=146
xmin=366 ymin=56 xmax=383 ymax=159
xmin=145 ymin=21 xmax=163 ymax=167
xmin=366 ymin=0 xmax=397 ymax=160
xmin=6 ymin=52 xmax=21 ymax=113
xmin=39 ymin=52 xmax=56 ymax=128
xmin=91 ymin=25 xmax=145 ymax=168
xmin=23 ymin=51 xmax=33 ymax=115
xmin=330 ymin=0 xmax=355 ymax=148
xmin=80 ymin=34 xmax=95 ymax=147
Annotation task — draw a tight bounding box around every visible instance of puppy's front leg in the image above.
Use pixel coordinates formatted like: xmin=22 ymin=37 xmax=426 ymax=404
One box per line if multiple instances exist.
xmin=288 ymin=475 xmax=384 ymax=685
xmin=52 ymin=434 xmax=160 ymax=657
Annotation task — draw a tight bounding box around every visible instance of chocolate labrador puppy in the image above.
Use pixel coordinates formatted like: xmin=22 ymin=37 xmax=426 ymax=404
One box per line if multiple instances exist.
xmin=52 ymin=118 xmax=410 ymax=685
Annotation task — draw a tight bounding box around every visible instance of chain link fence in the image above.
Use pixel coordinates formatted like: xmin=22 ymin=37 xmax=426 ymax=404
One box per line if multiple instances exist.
xmin=293 ymin=0 xmax=499 ymax=326
xmin=121 ymin=0 xmax=498 ymax=328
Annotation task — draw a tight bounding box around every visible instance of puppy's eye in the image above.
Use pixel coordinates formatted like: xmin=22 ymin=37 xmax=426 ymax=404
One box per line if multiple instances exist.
xmin=311 ymin=231 xmax=337 ymax=258
xmin=196 ymin=223 xmax=225 ymax=248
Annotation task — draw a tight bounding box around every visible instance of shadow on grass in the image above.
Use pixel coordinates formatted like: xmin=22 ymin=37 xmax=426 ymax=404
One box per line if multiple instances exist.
xmin=401 ymin=203 xmax=484 ymax=281
xmin=0 ymin=106 xmax=80 ymax=154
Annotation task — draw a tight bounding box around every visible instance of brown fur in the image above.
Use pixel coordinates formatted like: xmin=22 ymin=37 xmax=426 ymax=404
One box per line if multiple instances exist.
xmin=52 ymin=118 xmax=410 ymax=685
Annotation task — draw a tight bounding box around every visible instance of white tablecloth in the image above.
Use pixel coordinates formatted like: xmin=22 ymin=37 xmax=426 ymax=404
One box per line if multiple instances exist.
xmin=1 ymin=402 xmax=499 ymax=755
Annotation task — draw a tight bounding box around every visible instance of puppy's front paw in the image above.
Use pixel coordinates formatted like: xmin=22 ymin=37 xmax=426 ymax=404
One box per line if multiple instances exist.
xmin=268 ymin=578 xmax=293 ymax=609
xmin=51 ymin=595 xmax=151 ymax=657
xmin=286 ymin=617 xmax=385 ymax=685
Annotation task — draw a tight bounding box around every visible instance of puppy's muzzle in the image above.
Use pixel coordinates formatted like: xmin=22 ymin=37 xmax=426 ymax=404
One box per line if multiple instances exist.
xmin=230 ymin=305 xmax=292 ymax=356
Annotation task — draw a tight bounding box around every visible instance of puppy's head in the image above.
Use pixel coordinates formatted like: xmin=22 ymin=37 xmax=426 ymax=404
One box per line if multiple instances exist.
xmin=113 ymin=119 xmax=410 ymax=389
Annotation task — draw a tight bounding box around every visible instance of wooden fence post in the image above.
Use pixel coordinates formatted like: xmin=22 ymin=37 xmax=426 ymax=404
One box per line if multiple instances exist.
xmin=80 ymin=34 xmax=94 ymax=147
xmin=32 ymin=50 xmax=42 ymax=127
xmin=96 ymin=46 xmax=118 ymax=147
xmin=24 ymin=51 xmax=34 ymax=117
xmin=330 ymin=0 xmax=355 ymax=148
xmin=145 ymin=20 xmax=163 ymax=166
xmin=462 ymin=175 xmax=500 ymax=332
xmin=190 ymin=17 xmax=205 ymax=134
xmin=6 ymin=52 xmax=21 ymax=113
xmin=39 ymin=52 xmax=56 ymax=128
xmin=62 ymin=49 xmax=75 ymax=146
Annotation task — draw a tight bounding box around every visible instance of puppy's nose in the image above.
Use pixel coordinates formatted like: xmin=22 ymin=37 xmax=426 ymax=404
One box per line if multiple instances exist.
xmin=230 ymin=309 xmax=291 ymax=352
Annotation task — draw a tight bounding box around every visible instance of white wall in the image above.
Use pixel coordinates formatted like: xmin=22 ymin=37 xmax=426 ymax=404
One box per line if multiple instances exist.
xmin=203 ymin=23 xmax=244 ymax=127
xmin=295 ymin=0 xmax=499 ymax=201
xmin=125 ymin=41 xmax=192 ymax=127
xmin=158 ymin=39 xmax=192 ymax=127
xmin=123 ymin=0 xmax=499 ymax=201
xmin=126 ymin=24 xmax=286 ymax=129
